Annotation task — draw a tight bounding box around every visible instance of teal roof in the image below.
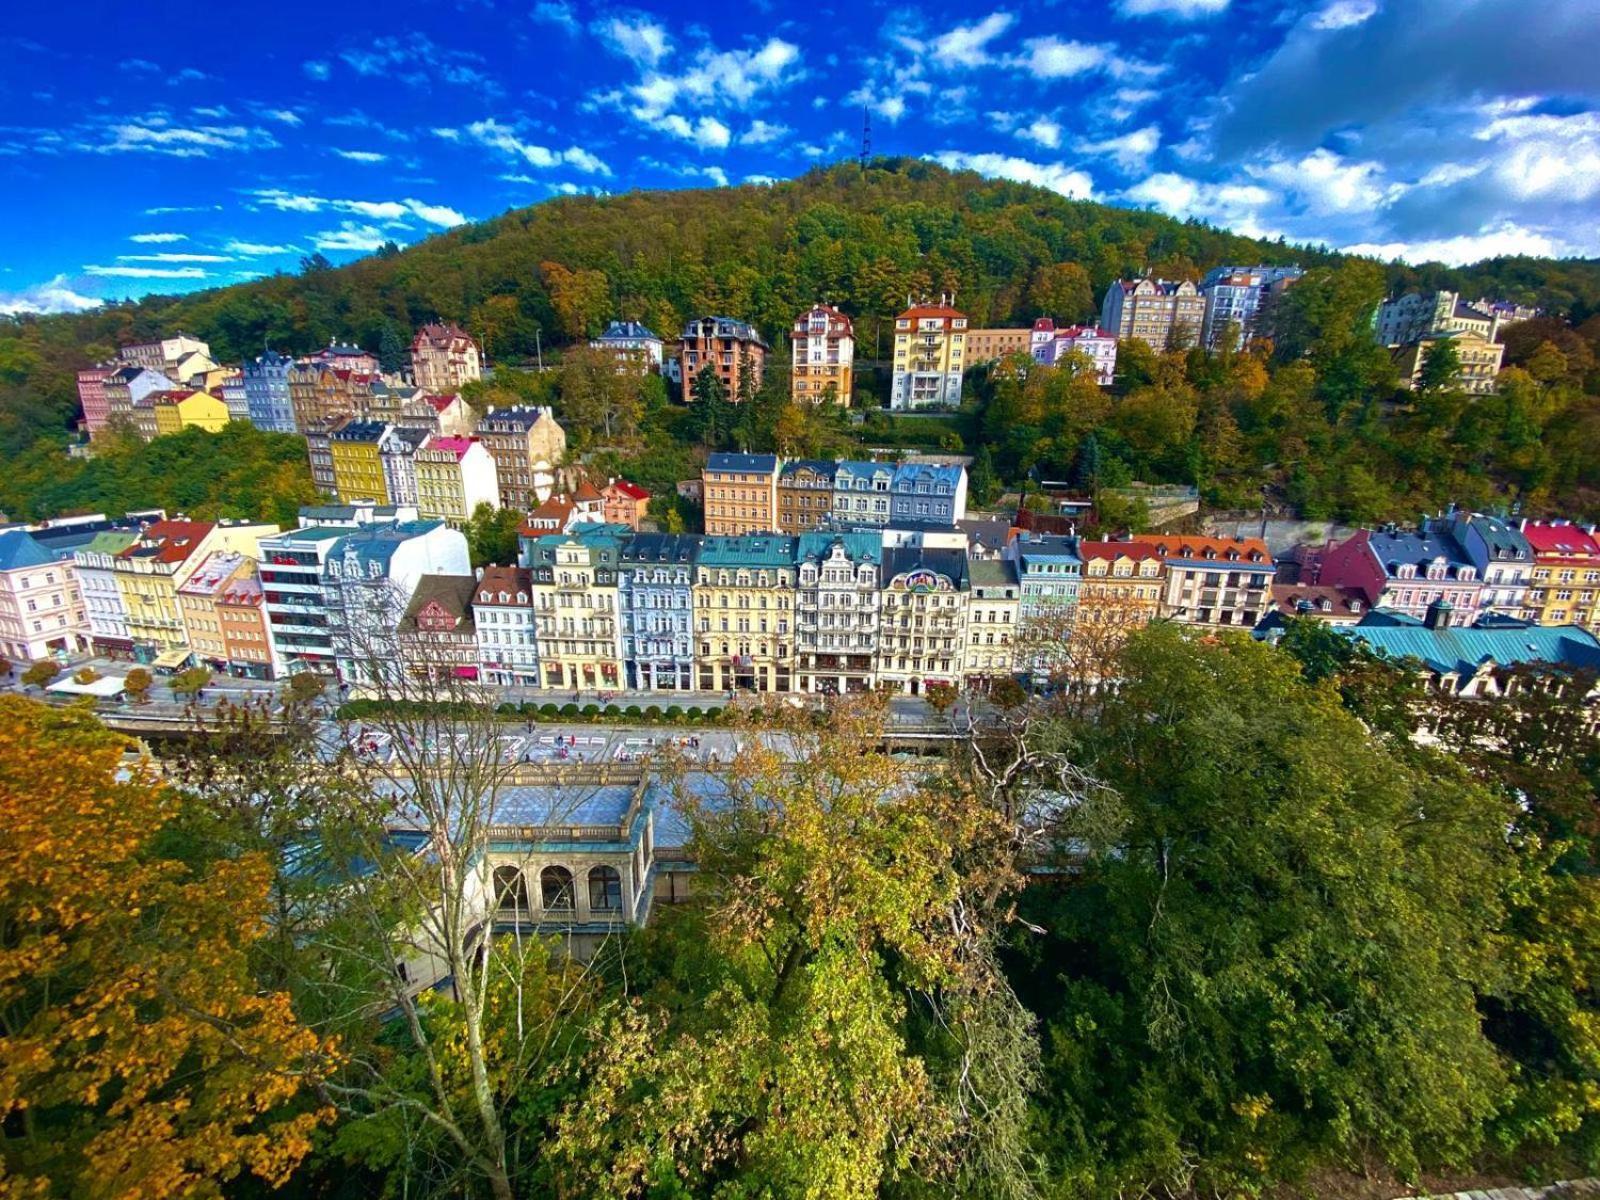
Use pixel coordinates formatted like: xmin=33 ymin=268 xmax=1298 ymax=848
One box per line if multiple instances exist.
xmin=0 ymin=530 xmax=53 ymax=572
xmin=797 ymin=530 xmax=882 ymax=562
xmin=698 ymin=534 xmax=797 ymax=568
xmin=1340 ymin=619 xmax=1600 ymax=677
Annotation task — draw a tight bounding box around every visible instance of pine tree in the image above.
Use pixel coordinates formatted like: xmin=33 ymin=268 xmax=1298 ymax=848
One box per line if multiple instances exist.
xmin=1070 ymin=432 xmax=1102 ymax=490
xmin=692 ymin=365 xmax=729 ymax=450
xmin=378 ymin=321 xmax=406 ymax=374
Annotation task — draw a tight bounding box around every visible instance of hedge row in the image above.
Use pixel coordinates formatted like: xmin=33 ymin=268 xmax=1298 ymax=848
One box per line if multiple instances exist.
xmin=335 ymin=697 xmax=726 ymax=725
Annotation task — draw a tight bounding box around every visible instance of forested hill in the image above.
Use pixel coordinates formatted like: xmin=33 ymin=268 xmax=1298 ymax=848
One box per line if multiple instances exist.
xmin=4 ymin=158 xmax=1600 ymax=458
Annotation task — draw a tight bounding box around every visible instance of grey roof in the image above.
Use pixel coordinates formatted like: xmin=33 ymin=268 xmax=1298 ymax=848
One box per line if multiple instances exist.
xmin=968 ymin=558 xmax=1020 ymax=588
xmin=797 ymin=530 xmax=882 ymax=563
xmin=779 ymin=459 xmax=838 ymax=482
xmin=620 ymin=533 xmax=703 ymax=565
xmin=882 ymin=544 xmax=970 ymax=588
xmin=706 ymin=452 xmax=778 ymax=474
xmin=596 ymin=320 xmax=660 ymax=342
xmin=329 ymin=520 xmax=447 ymax=571
xmin=1367 ymin=528 xmax=1475 ymax=576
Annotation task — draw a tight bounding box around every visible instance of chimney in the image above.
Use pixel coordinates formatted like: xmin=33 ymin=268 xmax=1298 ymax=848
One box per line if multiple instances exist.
xmin=1423 ymin=597 xmax=1453 ymax=630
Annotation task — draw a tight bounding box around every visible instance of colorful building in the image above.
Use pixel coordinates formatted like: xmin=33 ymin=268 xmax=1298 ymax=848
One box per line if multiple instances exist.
xmin=1074 ymin=540 xmax=1164 ymax=628
xmin=215 ymin=569 xmax=275 ymax=679
xmin=1099 ymin=277 xmax=1206 ymax=351
xmin=601 ymin=478 xmax=651 ymax=530
xmin=176 ymin=551 xmax=254 ymax=671
xmin=703 ymin=452 xmax=780 ymax=536
xmin=1030 ymin=320 xmax=1118 ymax=385
xmin=1133 ymin=534 xmax=1274 ymax=629
xmin=1309 ymin=526 xmax=1484 ymax=627
xmin=794 ymin=531 xmax=882 ymax=694
xmin=889 ymin=461 xmax=968 ymax=526
xmin=0 ymin=530 xmax=86 ymax=661
xmin=877 ymin=544 xmax=968 ymax=694
xmin=1521 ymin=521 xmax=1600 ymax=633
xmin=890 ymin=297 xmax=967 ymax=410
xmin=415 ymin=436 xmax=501 ymax=526
xmin=619 ymin=533 xmax=701 ymax=690
xmin=789 ymin=303 xmax=853 ymax=405
xmin=474 ymin=405 xmax=567 ymax=511
xmin=243 ymin=349 xmax=298 ymax=432
xmin=410 ymin=323 xmax=482 ymax=391
xmin=1198 ymin=265 xmax=1303 ymax=350
xmin=76 ymin=366 xmax=113 ymax=439
xmin=525 ymin=524 xmax=626 ymax=691
xmin=678 ymin=316 xmax=768 ymax=404
xmin=397 ymin=574 xmax=480 ymax=680
xmin=964 ymin=558 xmax=1020 ymax=685
xmin=831 ymin=460 xmax=895 ymax=527
xmin=962 ymin=327 xmax=1033 ymax=364
xmin=330 ymin=420 xmax=392 ymax=503
xmin=694 ymin=534 xmax=797 ymax=693
xmin=474 ymin=566 xmax=538 ymax=687
xmin=74 ymin=528 xmax=139 ymax=658
xmin=777 ymin=460 xmax=837 ymax=534
xmin=152 ymin=388 xmax=230 ymax=436
xmin=1393 ymin=330 xmax=1505 ymax=395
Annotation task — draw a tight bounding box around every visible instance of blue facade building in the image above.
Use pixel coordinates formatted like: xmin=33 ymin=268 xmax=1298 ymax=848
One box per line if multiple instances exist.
xmin=243 ymin=349 xmax=297 ymax=433
xmin=889 ymin=461 xmax=968 ymax=526
xmin=618 ymin=533 xmax=702 ymax=690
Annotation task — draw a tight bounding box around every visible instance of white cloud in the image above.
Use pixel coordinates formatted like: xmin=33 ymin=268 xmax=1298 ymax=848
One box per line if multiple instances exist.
xmin=116 ymin=252 xmax=232 ymax=263
xmin=303 ymin=60 xmax=331 ymax=81
xmin=744 ymin=174 xmax=778 ymax=185
xmin=1077 ymin=124 xmax=1161 ymax=172
xmin=693 ymin=166 xmax=730 ymax=187
xmin=931 ymin=13 xmax=1015 ymax=68
xmin=623 ymin=36 xmax=802 ymax=120
xmin=83 ymin=264 xmax=208 ymax=279
xmin=1247 ymin=147 xmax=1396 ymax=215
xmin=739 ymin=119 xmax=789 ymax=146
xmin=248 ymin=189 xmax=467 ymax=227
xmin=224 ymin=240 xmax=297 ymax=256
xmin=1122 ymin=172 xmax=1278 ymax=237
xmin=85 ymin=116 xmax=277 ymax=158
xmin=0 ymin=275 xmax=100 ymax=315
xmin=313 ymin=222 xmax=390 ymax=252
xmin=1017 ymin=118 xmax=1062 ymax=149
xmin=338 ymin=34 xmax=497 ymax=93
xmin=596 ymin=14 xmax=671 ymax=66
xmin=144 ymin=204 xmax=221 ymax=215
xmin=930 ymin=151 xmax=1095 ymax=199
xmin=130 ymin=232 xmax=187 ymax=243
xmin=335 ymin=148 xmax=389 ymax=163
xmin=652 ymin=114 xmax=732 ymax=149
xmin=532 ymin=0 xmax=579 ymax=32
xmin=1310 ymin=0 xmax=1378 ymax=30
xmin=453 ymin=118 xmax=612 ymax=175
xmin=263 ymin=108 xmax=303 ymax=125
xmin=1012 ymin=36 xmax=1107 ymax=78
xmin=1475 ymin=110 xmax=1600 ymax=202
xmin=1343 ymin=222 xmax=1573 ymax=265
xmin=1118 ymin=0 xmax=1230 ymax=17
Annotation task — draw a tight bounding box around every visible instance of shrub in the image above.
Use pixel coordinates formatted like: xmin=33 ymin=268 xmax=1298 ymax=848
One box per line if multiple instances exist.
xmin=645 ymin=705 xmax=663 ymax=720
xmin=664 ymin=705 xmax=682 ymax=719
xmin=540 ymin=703 xmax=560 ymax=718
xmin=560 ymin=703 xmax=580 ymax=719
xmin=603 ymin=704 xmax=622 ymax=718
xmin=496 ymin=702 xmax=519 ymax=717
xmin=580 ymin=703 xmax=600 ymax=718
xmin=685 ymin=706 xmax=702 ymax=719
xmin=625 ymin=705 xmax=642 ymax=719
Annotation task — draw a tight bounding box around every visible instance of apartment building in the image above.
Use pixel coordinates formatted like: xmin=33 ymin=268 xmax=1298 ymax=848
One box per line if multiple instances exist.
xmin=243 ymin=349 xmax=298 ymax=432
xmin=1135 ymin=534 xmax=1274 ymax=629
xmin=890 ymin=297 xmax=967 ymax=410
xmin=1520 ymin=521 xmax=1600 ymax=633
xmin=591 ymin=321 xmax=664 ymax=375
xmin=215 ymin=570 xmax=275 ymax=679
xmin=777 ymin=460 xmax=837 ymax=534
xmin=330 ymin=421 xmax=392 ymax=503
xmin=176 ymin=551 xmax=254 ymax=671
xmin=474 ymin=565 xmax=539 ymax=688
xmin=601 ymin=478 xmax=651 ymax=530
xmin=74 ymin=529 xmax=139 ymax=658
xmin=0 ymin=530 xmax=86 ymax=661
xmin=1074 ymin=540 xmax=1164 ymax=628
xmin=474 ymin=405 xmax=567 ymax=511
xmin=1309 ymin=526 xmax=1484 ymax=626
xmin=618 ymin=533 xmax=701 ymax=691
xmin=1393 ymin=330 xmax=1505 ymax=395
xmin=703 ymin=452 xmax=780 ymax=536
xmin=1099 ymin=278 xmax=1206 ymax=351
xmin=415 ymin=436 xmax=500 ymax=526
xmin=964 ymin=558 xmax=1020 ymax=686
xmin=76 ymin=367 xmax=113 ymax=439
xmin=1375 ymin=290 xmax=1498 ymax=347
xmin=831 ymin=460 xmax=895 ymax=527
xmin=962 ymin=327 xmax=1033 ymax=364
xmin=151 ymin=389 xmax=230 ymax=437
xmin=1198 ymin=265 xmax=1303 ymax=349
xmin=678 ymin=316 xmax=768 ymax=404
xmin=694 ymin=535 xmax=797 ymax=693
xmin=525 ymin=525 xmax=625 ymax=691
xmin=258 ymin=524 xmax=356 ymax=676
xmin=410 ymin=322 xmax=482 ymax=391
xmin=877 ymin=545 xmax=968 ymax=694
xmin=789 ymin=303 xmax=854 ymax=404
xmin=794 ymin=531 xmax=882 ymax=694
xmin=1029 ymin=320 xmax=1118 ymax=385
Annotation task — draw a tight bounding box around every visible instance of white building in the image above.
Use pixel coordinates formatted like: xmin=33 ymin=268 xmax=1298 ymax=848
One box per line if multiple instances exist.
xmin=0 ymin=530 xmax=87 ymax=662
xmin=73 ymin=529 xmax=140 ymax=659
xmin=473 ymin=566 xmax=539 ymax=688
xmin=1030 ymin=320 xmax=1118 ymax=385
xmin=590 ymin=321 xmax=665 ymax=374
xmin=1198 ymin=265 xmax=1303 ymax=350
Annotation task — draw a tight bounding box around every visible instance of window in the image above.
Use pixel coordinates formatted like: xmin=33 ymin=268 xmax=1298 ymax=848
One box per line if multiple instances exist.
xmin=493 ymin=866 xmax=529 ymax=913
xmin=589 ymin=866 xmax=623 ymax=912
xmin=540 ymin=866 xmax=574 ymax=911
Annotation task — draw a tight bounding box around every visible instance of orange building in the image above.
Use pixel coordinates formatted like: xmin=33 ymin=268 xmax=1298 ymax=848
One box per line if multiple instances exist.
xmin=602 ymin=478 xmax=651 ymax=530
xmin=789 ymin=303 xmax=854 ymax=405
xmin=678 ymin=316 xmax=768 ymax=404
xmin=1075 ymin=540 xmax=1165 ymax=627
xmin=702 ymin=453 xmax=780 ymax=536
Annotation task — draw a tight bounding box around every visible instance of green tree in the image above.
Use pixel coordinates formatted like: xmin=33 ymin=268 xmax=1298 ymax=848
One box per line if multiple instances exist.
xmin=171 ymin=666 xmax=212 ymax=698
xmin=969 ymin=445 xmax=1000 ymax=507
xmin=378 ymin=321 xmax=406 ymax=374
xmin=465 ymin=501 xmax=524 ymax=566
xmin=1027 ymin=262 xmax=1095 ymax=323
xmin=691 ymin=364 xmax=730 ymax=450
xmin=1417 ymin=337 xmax=1463 ymax=393
xmin=20 ymin=660 xmax=58 ymax=690
xmin=1017 ymin=625 xmax=1514 ymax=1193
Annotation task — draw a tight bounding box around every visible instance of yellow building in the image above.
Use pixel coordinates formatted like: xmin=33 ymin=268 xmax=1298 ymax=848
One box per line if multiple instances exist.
xmin=176 ymin=551 xmax=253 ymax=667
xmin=789 ymin=303 xmax=854 ymax=405
xmin=1394 ymin=329 xmax=1505 ymax=396
xmin=694 ymin=534 xmax=798 ymax=693
xmin=1522 ymin=521 xmax=1600 ymax=633
xmin=113 ymin=518 xmax=277 ymax=664
xmin=526 ymin=526 xmax=626 ymax=690
xmin=330 ymin=420 xmax=391 ymax=503
xmin=153 ymin=388 xmax=231 ymax=436
xmin=1075 ymin=540 xmax=1166 ymax=627
xmin=890 ymin=296 xmax=967 ymax=410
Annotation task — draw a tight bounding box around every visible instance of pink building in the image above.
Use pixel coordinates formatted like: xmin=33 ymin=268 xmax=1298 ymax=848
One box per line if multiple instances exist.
xmin=1305 ymin=526 xmax=1483 ymax=625
xmin=1029 ymin=319 xmax=1118 ymax=385
xmin=77 ymin=366 xmax=113 ymax=439
xmin=602 ymin=478 xmax=651 ymax=530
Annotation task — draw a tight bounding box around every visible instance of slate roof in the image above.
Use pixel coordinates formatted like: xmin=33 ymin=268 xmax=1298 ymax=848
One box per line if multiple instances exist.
xmin=706 ymin=452 xmax=778 ymax=474
xmin=882 ymin=544 xmax=970 ymax=588
xmin=620 ymin=533 xmax=702 ymax=565
xmin=596 ymin=320 xmax=660 ymax=342
xmin=797 ymin=530 xmax=883 ymax=563
xmin=1366 ymin=528 xmax=1476 ymax=577
xmin=779 ymin=459 xmax=839 ymax=483
xmin=329 ymin=520 xmax=446 ymax=571
xmin=968 ymin=558 xmax=1020 ymax=590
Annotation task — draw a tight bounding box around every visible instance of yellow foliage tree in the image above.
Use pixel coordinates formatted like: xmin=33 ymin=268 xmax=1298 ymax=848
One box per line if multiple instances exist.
xmin=0 ymin=696 xmax=334 ymax=1199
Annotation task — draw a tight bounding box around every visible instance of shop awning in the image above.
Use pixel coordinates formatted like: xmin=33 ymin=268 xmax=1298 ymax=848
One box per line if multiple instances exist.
xmin=153 ymin=648 xmax=192 ymax=670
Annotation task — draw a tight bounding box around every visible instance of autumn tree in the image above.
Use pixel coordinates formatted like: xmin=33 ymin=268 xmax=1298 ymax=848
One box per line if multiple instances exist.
xmin=555 ymin=344 xmax=643 ymax=448
xmin=553 ymin=699 xmax=1038 ymax=1198
xmin=20 ymin=660 xmax=57 ymax=691
xmin=0 ymin=696 xmax=332 ymax=1197
xmin=121 ymin=667 xmax=152 ymax=705
xmin=1026 ymin=262 xmax=1095 ymax=323
xmin=539 ymin=261 xmax=611 ymax=343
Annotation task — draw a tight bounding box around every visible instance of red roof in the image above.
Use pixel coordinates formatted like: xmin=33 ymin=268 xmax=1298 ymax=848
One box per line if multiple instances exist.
xmin=898 ymin=303 xmax=966 ymax=321
xmin=424 ymin=393 xmax=462 ymax=412
xmin=474 ymin=564 xmax=533 ymax=604
xmin=1521 ymin=522 xmax=1600 ymax=559
xmin=118 ymin=519 xmax=215 ymax=564
xmin=606 ymin=479 xmax=650 ymax=501
xmin=1077 ymin=540 xmax=1162 ymax=563
xmin=424 ymin=435 xmax=475 ymax=459
xmin=572 ymin=478 xmax=603 ymax=503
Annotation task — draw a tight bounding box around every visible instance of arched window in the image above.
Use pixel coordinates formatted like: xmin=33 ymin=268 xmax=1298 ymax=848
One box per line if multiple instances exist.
xmin=493 ymin=866 xmax=528 ymax=913
xmin=540 ymin=865 xmax=574 ymax=911
xmin=589 ymin=865 xmax=623 ymax=912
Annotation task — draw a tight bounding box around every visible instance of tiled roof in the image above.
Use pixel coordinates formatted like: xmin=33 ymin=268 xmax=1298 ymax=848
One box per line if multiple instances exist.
xmin=475 ymin=565 xmax=533 ymax=605
xmin=1521 ymin=522 xmax=1600 ymax=558
xmin=1127 ymin=534 xmax=1270 ymax=565
xmin=420 ymin=435 xmax=475 ymax=460
xmin=1077 ymin=539 xmax=1162 ymax=562
xmin=118 ymin=520 xmax=215 ymax=565
xmin=606 ymin=478 xmax=651 ymax=501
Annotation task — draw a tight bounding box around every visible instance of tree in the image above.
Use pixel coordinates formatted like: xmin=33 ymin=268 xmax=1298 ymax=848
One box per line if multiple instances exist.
xmin=171 ymin=666 xmax=212 ymax=699
xmin=553 ymin=700 xmax=1037 ymax=1198
xmin=1027 ymin=262 xmax=1095 ymax=323
xmin=122 ymin=667 xmax=152 ymax=705
xmin=1417 ymin=337 xmax=1463 ymax=394
xmin=285 ymin=671 xmax=326 ymax=709
xmin=1017 ymin=625 xmax=1515 ymax=1193
xmin=690 ymin=364 xmax=730 ymax=450
xmin=0 ymin=696 xmax=332 ymax=1196
xmin=555 ymin=345 xmax=643 ymax=448
xmin=540 ymin=261 xmax=611 ymax=342
xmin=72 ymin=666 xmax=100 ymax=685
xmin=20 ymin=660 xmax=58 ymax=690
xmin=969 ymin=445 xmax=1000 ymax=507
xmin=465 ymin=501 xmax=524 ymax=567
xmin=378 ymin=321 xmax=406 ymax=374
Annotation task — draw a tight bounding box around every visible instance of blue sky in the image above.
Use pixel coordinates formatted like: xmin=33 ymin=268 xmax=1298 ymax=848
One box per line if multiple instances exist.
xmin=3 ymin=0 xmax=1598 ymax=315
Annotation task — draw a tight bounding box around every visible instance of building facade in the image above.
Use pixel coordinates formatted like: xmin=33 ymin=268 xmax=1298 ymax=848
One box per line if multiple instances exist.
xmin=890 ymin=298 xmax=967 ymax=410
xmin=678 ymin=316 xmax=768 ymax=404
xmin=0 ymin=531 xmax=86 ymax=661
xmin=330 ymin=421 xmax=392 ymax=504
xmin=889 ymin=462 xmax=968 ymax=526
xmin=831 ymin=460 xmax=895 ymax=527
xmin=1520 ymin=521 xmax=1600 ymax=633
xmin=794 ymin=532 xmax=882 ymax=694
xmin=703 ymin=453 xmax=780 ymax=536
xmin=962 ymin=327 xmax=1033 ymax=364
xmin=243 ymin=350 xmax=298 ymax=433
xmin=1198 ymin=265 xmax=1303 ymax=350
xmin=1074 ymin=540 xmax=1164 ymax=628
xmin=777 ymin=460 xmax=837 ymax=534
xmin=591 ymin=321 xmax=664 ymax=374
xmin=411 ymin=323 xmax=482 ymax=391
xmin=1100 ymin=278 xmax=1206 ymax=351
xmin=474 ymin=406 xmax=566 ymax=512
xmin=525 ymin=526 xmax=625 ymax=691
xmin=789 ymin=304 xmax=853 ymax=404
xmin=415 ymin=436 xmax=501 ymax=526
xmin=877 ymin=545 xmax=968 ymax=694
xmin=74 ymin=529 xmax=139 ymax=658
xmin=474 ymin=565 xmax=539 ymax=687
xmin=619 ymin=533 xmax=700 ymax=690
xmin=1393 ymin=330 xmax=1505 ymax=395
xmin=76 ymin=367 xmax=113 ymax=440
xmin=1309 ymin=527 xmax=1485 ymax=626
xmin=1133 ymin=534 xmax=1273 ymax=630
xmin=1030 ymin=320 xmax=1118 ymax=385
xmin=1375 ymin=290 xmax=1497 ymax=347
xmin=694 ymin=535 xmax=796 ymax=693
